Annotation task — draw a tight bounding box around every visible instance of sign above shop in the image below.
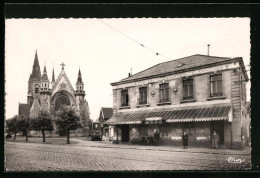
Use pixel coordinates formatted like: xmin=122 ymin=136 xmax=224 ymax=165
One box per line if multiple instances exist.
xmin=145 ymin=117 xmax=162 ymax=121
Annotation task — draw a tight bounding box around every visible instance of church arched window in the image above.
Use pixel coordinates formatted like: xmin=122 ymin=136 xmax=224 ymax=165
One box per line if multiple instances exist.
xmin=35 ymin=84 xmax=39 ymax=93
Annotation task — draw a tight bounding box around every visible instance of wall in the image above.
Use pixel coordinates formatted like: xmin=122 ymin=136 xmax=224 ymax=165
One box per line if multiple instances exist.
xmin=231 ymin=69 xmax=242 ymax=149
xmin=114 ymin=69 xmax=233 ymax=111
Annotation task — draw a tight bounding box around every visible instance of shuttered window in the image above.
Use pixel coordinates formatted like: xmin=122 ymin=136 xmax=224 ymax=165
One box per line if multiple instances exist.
xmin=121 ymin=90 xmax=129 ymax=106
xmin=139 ymin=87 xmax=147 ymax=104
xmin=210 ymin=74 xmax=223 ymax=97
xmin=159 ymin=83 xmax=170 ymax=103
xmin=183 ymin=78 xmax=194 ymax=100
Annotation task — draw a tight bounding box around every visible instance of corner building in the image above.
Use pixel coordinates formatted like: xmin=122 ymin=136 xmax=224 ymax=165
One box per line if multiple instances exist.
xmin=106 ymin=54 xmax=250 ymax=149
xmin=19 ymin=51 xmax=92 ymax=135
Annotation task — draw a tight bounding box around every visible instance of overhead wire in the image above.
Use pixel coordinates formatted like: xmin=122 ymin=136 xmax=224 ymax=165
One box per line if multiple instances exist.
xmin=97 ymin=19 xmax=250 ymax=71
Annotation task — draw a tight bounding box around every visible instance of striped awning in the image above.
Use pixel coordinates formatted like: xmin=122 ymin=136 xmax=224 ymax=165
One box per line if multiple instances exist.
xmin=105 ymin=105 xmax=232 ymax=125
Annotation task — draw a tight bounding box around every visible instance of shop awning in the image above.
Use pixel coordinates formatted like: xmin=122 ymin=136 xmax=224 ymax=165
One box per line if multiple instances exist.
xmin=105 ymin=105 xmax=232 ymax=125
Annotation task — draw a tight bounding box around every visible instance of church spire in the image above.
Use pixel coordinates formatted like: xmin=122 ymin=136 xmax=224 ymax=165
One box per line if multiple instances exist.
xmin=31 ymin=50 xmax=41 ymax=80
xmin=52 ymin=67 xmax=55 ymax=83
xmin=75 ymin=68 xmax=85 ymax=96
xmin=41 ymin=65 xmax=49 ymax=82
xmin=76 ymin=69 xmax=83 ymax=84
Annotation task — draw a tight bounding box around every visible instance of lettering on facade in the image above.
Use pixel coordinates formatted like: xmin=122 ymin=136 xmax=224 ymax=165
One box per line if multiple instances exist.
xmin=113 ymin=63 xmax=239 ymax=89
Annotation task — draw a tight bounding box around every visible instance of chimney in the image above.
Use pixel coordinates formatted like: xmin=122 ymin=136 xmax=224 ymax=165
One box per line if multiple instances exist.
xmin=128 ymin=68 xmax=132 ymax=77
xmin=207 ymin=44 xmax=210 ymax=56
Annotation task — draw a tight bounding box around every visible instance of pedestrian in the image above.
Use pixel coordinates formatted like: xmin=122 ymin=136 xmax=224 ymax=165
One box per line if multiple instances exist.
xmin=182 ymin=131 xmax=188 ymax=149
xmin=241 ymin=136 xmax=246 ymax=150
xmin=211 ymin=131 xmax=219 ymax=149
xmin=154 ymin=130 xmax=160 ymax=146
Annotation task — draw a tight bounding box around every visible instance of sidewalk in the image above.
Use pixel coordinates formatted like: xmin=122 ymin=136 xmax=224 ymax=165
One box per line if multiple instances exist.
xmin=72 ymin=138 xmax=251 ymax=156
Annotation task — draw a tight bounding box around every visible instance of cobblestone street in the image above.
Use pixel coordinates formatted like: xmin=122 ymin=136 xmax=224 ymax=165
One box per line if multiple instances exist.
xmin=5 ymin=139 xmax=251 ymax=171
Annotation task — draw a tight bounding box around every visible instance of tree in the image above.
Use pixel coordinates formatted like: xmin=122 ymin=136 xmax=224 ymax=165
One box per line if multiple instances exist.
xmin=17 ymin=115 xmax=30 ymax=141
xmin=31 ymin=111 xmax=54 ymax=142
xmin=6 ymin=115 xmax=19 ymax=140
xmin=54 ymin=105 xmax=82 ymax=144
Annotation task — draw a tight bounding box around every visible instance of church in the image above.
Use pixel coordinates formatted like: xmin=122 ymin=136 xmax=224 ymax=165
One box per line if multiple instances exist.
xmin=18 ymin=51 xmax=92 ymax=136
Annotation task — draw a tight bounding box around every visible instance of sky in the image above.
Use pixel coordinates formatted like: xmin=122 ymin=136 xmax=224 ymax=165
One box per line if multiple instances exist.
xmin=5 ymin=18 xmax=251 ymax=121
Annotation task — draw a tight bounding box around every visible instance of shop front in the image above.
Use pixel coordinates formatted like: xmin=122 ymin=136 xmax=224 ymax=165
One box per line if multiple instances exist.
xmin=106 ymin=104 xmax=232 ymax=147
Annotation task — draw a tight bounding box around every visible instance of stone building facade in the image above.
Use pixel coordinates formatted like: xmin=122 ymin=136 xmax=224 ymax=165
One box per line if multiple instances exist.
xmin=18 ymin=51 xmax=92 ymax=136
xmin=106 ymin=54 xmax=250 ymax=149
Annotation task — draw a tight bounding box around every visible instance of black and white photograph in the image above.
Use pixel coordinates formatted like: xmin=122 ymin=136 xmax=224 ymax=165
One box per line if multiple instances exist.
xmin=5 ymin=17 xmax=251 ymax=171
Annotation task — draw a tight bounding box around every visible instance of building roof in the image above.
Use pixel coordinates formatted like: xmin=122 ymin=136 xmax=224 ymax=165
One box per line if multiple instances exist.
xmin=111 ymin=54 xmax=248 ymax=85
xmin=41 ymin=66 xmax=49 ymax=82
xmin=52 ymin=68 xmax=55 ymax=83
xmin=101 ymin=107 xmax=113 ymax=119
xmin=76 ymin=69 xmax=83 ymax=84
xmin=18 ymin=103 xmax=30 ymax=117
xmin=105 ymin=105 xmax=231 ymax=125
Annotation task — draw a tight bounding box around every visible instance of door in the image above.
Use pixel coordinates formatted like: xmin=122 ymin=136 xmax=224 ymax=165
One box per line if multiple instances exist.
xmin=210 ymin=121 xmax=224 ymax=145
xmin=121 ymin=125 xmax=130 ymax=142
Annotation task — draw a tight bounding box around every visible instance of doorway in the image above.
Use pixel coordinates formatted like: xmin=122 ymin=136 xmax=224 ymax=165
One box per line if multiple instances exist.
xmin=121 ymin=125 xmax=130 ymax=142
xmin=210 ymin=121 xmax=224 ymax=145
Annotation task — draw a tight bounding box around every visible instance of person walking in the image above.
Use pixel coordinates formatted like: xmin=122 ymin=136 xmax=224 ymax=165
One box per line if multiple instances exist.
xmin=212 ymin=131 xmax=219 ymax=149
xmin=154 ymin=130 xmax=160 ymax=146
xmin=182 ymin=131 xmax=188 ymax=149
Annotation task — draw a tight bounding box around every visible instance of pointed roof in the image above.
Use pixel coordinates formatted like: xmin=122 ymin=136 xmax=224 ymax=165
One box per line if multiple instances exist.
xmin=101 ymin=107 xmax=113 ymax=119
xmin=76 ymin=69 xmax=83 ymax=84
xmin=30 ymin=99 xmax=41 ymax=118
xmin=41 ymin=65 xmax=49 ymax=82
xmin=31 ymin=50 xmax=41 ymax=80
xmin=52 ymin=68 xmax=55 ymax=83
xmin=51 ymin=69 xmax=75 ymax=96
xmin=18 ymin=103 xmax=30 ymax=117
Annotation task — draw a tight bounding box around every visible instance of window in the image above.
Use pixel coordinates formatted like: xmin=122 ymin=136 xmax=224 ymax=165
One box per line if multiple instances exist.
xmin=210 ymin=74 xmax=223 ymax=97
xmin=159 ymin=83 xmax=170 ymax=102
xmin=35 ymin=84 xmax=39 ymax=93
xmin=139 ymin=87 xmax=147 ymax=104
xmin=121 ymin=90 xmax=129 ymax=106
xmin=183 ymin=78 xmax=194 ymax=100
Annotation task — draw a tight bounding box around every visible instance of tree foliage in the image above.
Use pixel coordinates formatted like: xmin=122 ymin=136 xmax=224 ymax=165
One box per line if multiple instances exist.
xmin=55 ymin=105 xmax=82 ymax=130
xmin=6 ymin=115 xmax=19 ymax=140
xmin=31 ymin=111 xmax=54 ymax=142
xmin=17 ymin=115 xmax=30 ymax=141
xmin=54 ymin=105 xmax=82 ymax=144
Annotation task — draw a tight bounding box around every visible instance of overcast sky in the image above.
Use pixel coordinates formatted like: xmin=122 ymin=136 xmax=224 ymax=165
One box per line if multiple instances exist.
xmin=5 ymin=18 xmax=250 ymax=121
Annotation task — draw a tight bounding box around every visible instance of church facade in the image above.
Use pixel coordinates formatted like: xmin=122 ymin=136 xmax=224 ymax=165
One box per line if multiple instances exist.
xmin=18 ymin=51 xmax=92 ymax=136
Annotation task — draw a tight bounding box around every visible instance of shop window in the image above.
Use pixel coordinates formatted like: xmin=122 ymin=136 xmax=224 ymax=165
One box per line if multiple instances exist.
xmin=139 ymin=87 xmax=147 ymax=104
xmin=183 ymin=78 xmax=194 ymax=100
xmin=121 ymin=90 xmax=129 ymax=106
xmin=159 ymin=83 xmax=170 ymax=103
xmin=210 ymin=74 xmax=223 ymax=97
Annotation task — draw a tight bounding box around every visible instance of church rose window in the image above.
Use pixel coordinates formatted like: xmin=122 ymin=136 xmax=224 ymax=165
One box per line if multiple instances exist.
xmin=55 ymin=94 xmax=70 ymax=111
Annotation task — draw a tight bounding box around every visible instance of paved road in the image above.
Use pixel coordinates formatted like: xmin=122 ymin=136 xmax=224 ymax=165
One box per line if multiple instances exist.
xmin=5 ymin=140 xmax=251 ymax=171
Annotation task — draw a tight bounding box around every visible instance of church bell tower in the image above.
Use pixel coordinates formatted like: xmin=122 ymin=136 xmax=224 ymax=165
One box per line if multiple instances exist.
xmin=40 ymin=65 xmax=51 ymax=112
xmin=75 ymin=69 xmax=85 ymax=111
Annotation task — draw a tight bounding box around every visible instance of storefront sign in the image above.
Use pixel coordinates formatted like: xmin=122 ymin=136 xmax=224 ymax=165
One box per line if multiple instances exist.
xmin=113 ymin=63 xmax=239 ymax=89
xmin=171 ymin=136 xmax=182 ymax=140
xmin=145 ymin=117 xmax=162 ymax=121
xmin=196 ymin=136 xmax=207 ymax=141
